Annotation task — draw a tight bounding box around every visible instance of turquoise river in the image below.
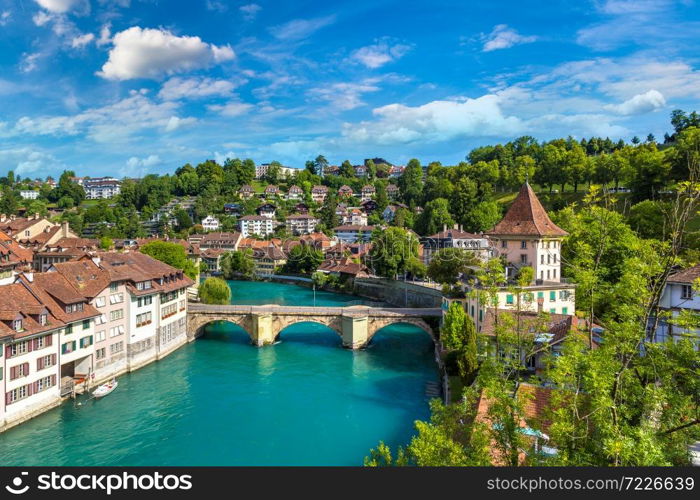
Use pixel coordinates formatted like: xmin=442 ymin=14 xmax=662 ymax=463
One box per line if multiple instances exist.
xmin=0 ymin=280 xmax=440 ymax=465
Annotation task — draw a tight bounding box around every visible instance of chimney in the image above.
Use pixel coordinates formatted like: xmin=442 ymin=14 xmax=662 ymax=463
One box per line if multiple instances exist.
xmin=0 ymin=214 xmax=5 ymax=222
xmin=453 ymin=224 xmax=459 ymax=230
xmin=61 ymin=221 xmax=69 ymax=238
xmin=443 ymin=224 xmax=447 ymax=232
xmin=34 ymin=213 xmax=39 ymax=220
xmin=91 ymin=256 xmax=101 ymax=267
xmin=24 ymin=272 xmax=34 ymax=282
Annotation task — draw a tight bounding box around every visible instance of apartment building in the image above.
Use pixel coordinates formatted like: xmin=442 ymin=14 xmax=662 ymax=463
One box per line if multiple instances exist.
xmin=286 ymin=214 xmax=319 ymax=235
xmin=1 ymin=273 xmax=99 ymax=432
xmin=360 ymin=185 xmax=376 ymax=202
xmin=201 ymin=215 xmax=220 ymax=232
xmin=19 ymin=190 xmax=39 ymax=200
xmin=421 ymin=226 xmax=491 ymax=266
xmin=286 ymin=185 xmax=303 ymax=201
xmin=238 ymin=216 xmax=274 ymax=238
xmin=84 ymin=177 xmax=121 ymax=199
xmin=334 ymin=225 xmax=375 ymax=243
xmin=311 ymin=185 xmax=329 ymax=204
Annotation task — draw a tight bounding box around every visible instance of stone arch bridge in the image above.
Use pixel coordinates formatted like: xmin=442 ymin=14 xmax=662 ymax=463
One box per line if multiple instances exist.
xmin=187 ymin=303 xmax=442 ymax=349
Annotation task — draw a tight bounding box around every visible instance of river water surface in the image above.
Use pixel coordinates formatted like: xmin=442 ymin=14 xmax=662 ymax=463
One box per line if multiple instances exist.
xmin=0 ymin=281 xmax=439 ymax=465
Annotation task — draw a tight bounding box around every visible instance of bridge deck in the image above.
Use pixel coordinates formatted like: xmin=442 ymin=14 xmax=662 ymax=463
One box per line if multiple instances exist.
xmin=188 ymin=303 xmax=443 ymax=317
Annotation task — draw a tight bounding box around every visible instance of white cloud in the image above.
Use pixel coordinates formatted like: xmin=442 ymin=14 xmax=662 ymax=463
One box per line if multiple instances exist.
xmin=0 ymin=11 xmax=11 ymax=25
xmin=270 ymin=15 xmax=335 ymax=41
xmin=158 ymin=77 xmax=236 ymax=101
xmin=126 ymin=154 xmax=162 ymax=168
xmin=32 ymin=11 xmax=53 ymax=26
xmin=308 ymin=81 xmax=381 ymax=111
xmin=207 ymin=100 xmax=254 ymax=117
xmin=213 ymin=151 xmax=238 ymax=165
xmin=205 ymin=1 xmax=227 ymax=13
xmin=20 ymin=53 xmax=41 ymax=73
xmin=240 ymin=3 xmax=262 ymax=21
xmin=97 ymin=24 xmax=112 ymax=47
xmin=577 ymin=0 xmax=698 ymax=50
xmin=98 ymin=27 xmax=235 ymax=80
xmin=342 ymin=95 xmax=525 ymax=145
xmin=482 ymin=24 xmax=537 ymax=52
xmin=71 ymin=32 xmax=94 ymax=48
xmin=597 ymin=0 xmax=673 ymax=15
xmin=351 ymin=40 xmax=411 ymax=69
xmin=34 ymin=0 xmax=84 ymax=14
xmin=8 ymin=90 xmax=197 ymax=142
xmin=0 ymin=147 xmax=63 ymax=176
xmin=604 ymin=89 xmax=666 ymax=115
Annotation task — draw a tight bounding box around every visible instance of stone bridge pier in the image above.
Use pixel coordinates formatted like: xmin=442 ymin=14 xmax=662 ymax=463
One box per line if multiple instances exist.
xmin=187 ymin=304 xmax=441 ymax=350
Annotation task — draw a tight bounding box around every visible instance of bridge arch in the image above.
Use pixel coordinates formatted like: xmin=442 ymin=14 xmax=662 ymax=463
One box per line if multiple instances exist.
xmin=366 ymin=317 xmax=436 ymax=344
xmin=188 ymin=314 xmax=254 ymax=342
xmin=271 ymin=316 xmax=343 ymax=341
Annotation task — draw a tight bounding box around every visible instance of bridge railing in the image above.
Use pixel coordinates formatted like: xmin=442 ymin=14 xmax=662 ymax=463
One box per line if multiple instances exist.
xmin=188 ymin=303 xmax=443 ymax=317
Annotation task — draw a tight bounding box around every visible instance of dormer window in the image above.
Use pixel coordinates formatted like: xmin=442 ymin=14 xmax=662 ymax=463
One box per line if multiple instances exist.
xmin=39 ymin=313 xmax=47 ymax=326
xmin=136 ymin=281 xmax=152 ymax=290
xmin=13 ymin=319 xmax=22 ymax=331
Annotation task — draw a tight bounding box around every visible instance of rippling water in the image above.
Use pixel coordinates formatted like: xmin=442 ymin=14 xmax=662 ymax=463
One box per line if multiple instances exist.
xmin=0 ymin=281 xmax=439 ymax=465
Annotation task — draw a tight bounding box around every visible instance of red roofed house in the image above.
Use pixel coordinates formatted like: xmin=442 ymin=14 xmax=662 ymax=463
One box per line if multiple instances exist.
xmin=338 ymin=185 xmax=354 ymax=198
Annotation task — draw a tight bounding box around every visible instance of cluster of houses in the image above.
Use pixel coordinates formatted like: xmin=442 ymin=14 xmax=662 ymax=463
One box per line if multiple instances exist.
xmin=16 ymin=176 xmax=122 ymax=201
xmin=0 ymin=215 xmax=194 ymax=433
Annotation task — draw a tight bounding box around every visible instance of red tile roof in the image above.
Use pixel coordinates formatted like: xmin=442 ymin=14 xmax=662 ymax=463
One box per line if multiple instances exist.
xmin=486 ymin=183 xmax=568 ymax=237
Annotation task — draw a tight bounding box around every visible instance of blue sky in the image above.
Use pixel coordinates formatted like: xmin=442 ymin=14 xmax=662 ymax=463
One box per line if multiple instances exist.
xmin=0 ymin=0 xmax=699 ymax=178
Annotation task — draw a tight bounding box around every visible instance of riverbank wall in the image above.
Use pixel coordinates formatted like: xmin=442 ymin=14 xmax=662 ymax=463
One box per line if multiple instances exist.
xmin=352 ymin=278 xmax=443 ymax=308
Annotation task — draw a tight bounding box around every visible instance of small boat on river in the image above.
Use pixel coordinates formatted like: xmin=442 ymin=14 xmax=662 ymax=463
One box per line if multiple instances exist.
xmin=93 ymin=379 xmax=118 ymax=398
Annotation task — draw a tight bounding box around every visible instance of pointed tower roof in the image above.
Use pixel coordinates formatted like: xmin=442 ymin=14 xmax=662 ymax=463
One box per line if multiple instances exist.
xmin=486 ymin=183 xmax=568 ymax=237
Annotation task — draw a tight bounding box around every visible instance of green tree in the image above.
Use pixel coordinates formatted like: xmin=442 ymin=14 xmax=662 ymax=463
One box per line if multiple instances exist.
xmin=199 ymin=277 xmax=231 ymax=305
xmin=283 ymin=245 xmax=324 ymax=274
xmin=339 ymin=160 xmax=355 ymax=178
xmin=416 ymin=198 xmax=454 ymax=236
xmin=368 ymin=227 xmax=425 ymax=279
xmin=398 ymin=159 xmax=424 ymax=206
xmin=99 ymin=237 xmax=113 ymax=250
xmin=427 ymin=248 xmax=477 ymax=285
xmin=173 ymin=208 xmax=193 ymax=230
xmin=140 ymin=240 xmax=198 ymax=280
xmin=221 ymin=249 xmax=256 ymax=279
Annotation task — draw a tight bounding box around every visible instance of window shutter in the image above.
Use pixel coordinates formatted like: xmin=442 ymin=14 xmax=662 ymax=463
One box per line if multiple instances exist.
xmin=51 ymin=374 xmax=56 ymax=386
xmin=10 ymin=366 xmax=16 ymax=380
xmin=46 ymin=334 xmax=52 ymax=347
xmin=23 ymin=362 xmax=29 ymax=376
xmin=51 ymin=354 xmax=56 ymax=366
xmin=37 ymin=357 xmax=43 ymax=371
xmin=28 ymin=340 xmax=33 ymax=352
xmin=5 ymin=392 xmax=11 ymax=405
xmin=27 ymin=383 xmax=34 ymax=396
xmin=5 ymin=345 xmax=11 ymax=358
